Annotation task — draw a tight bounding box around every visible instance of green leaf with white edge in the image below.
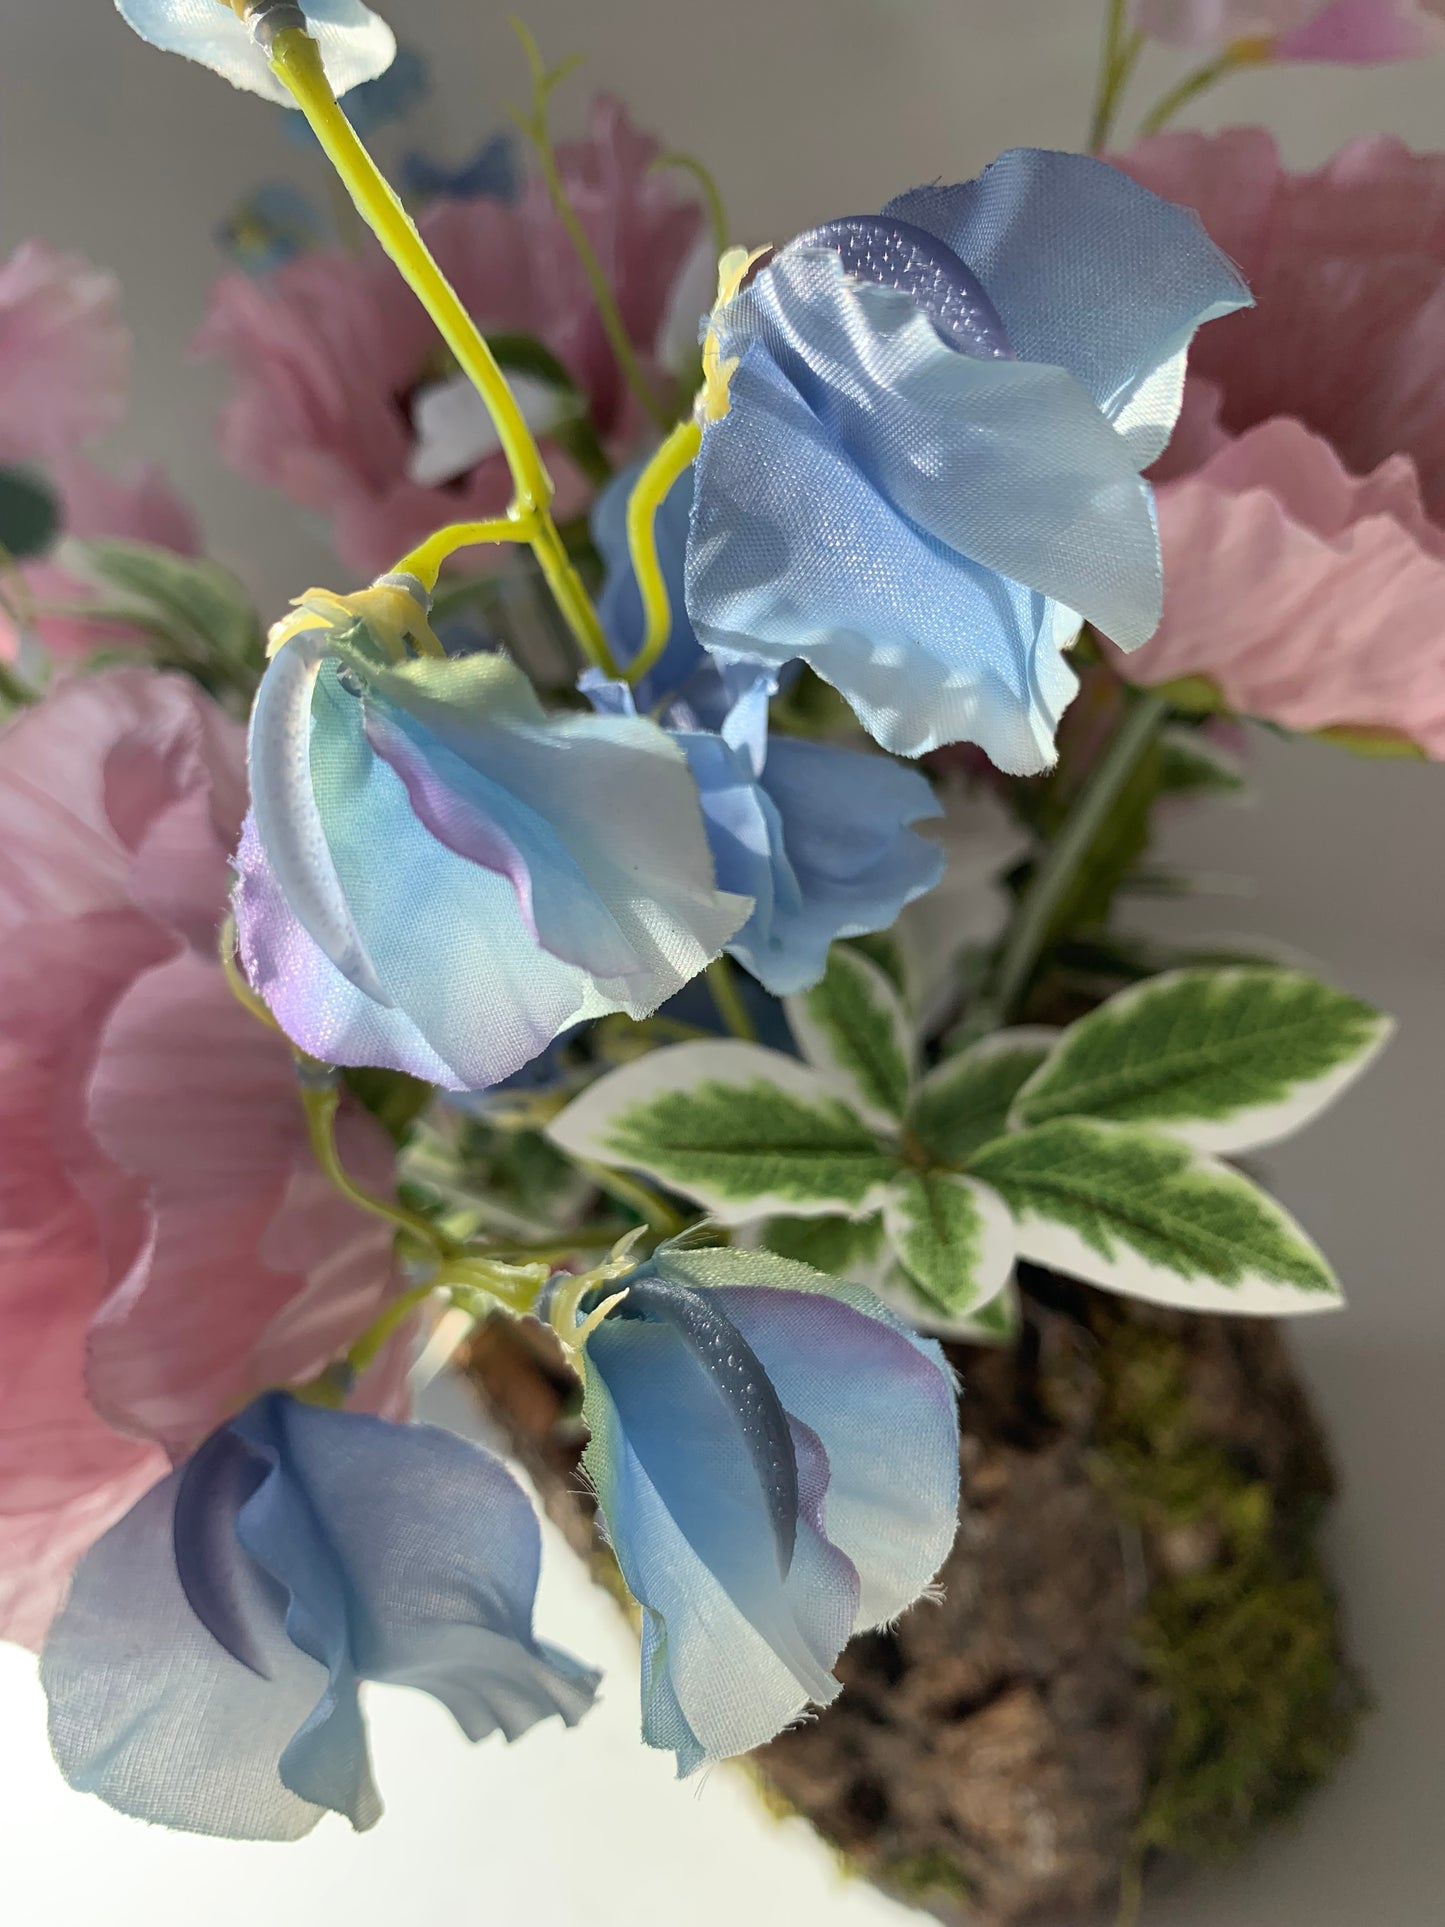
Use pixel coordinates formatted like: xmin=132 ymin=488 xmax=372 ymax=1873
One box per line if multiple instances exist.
xmin=883 ymin=1169 xmax=1015 ymax=1316
xmin=871 ymin=1267 xmax=1021 ymax=1344
xmin=785 ymin=944 xmax=914 ymax=1126
xmin=909 ymin=1027 xmax=1058 ymax=1164
xmin=1010 ymin=966 xmax=1392 ymax=1156
xmin=758 ymin=1211 xmax=890 ymax=1288
xmin=968 ymin=1117 xmax=1340 ymax=1315
xmin=546 ymin=1039 xmax=900 ymax=1223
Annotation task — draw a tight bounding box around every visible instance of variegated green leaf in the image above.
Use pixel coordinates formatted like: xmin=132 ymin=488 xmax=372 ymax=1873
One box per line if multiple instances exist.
xmin=1010 ymin=967 xmax=1391 ymax=1155
xmin=871 ymin=1267 xmax=1020 ymax=1343
xmin=546 ymin=1040 xmax=899 ymax=1223
xmin=909 ymin=1028 xmax=1057 ymax=1164
xmin=759 ymin=1211 xmax=889 ymax=1287
xmin=883 ymin=1169 xmax=1015 ymax=1315
xmin=785 ymin=944 xmax=914 ymax=1125
xmin=969 ymin=1117 xmax=1340 ymax=1315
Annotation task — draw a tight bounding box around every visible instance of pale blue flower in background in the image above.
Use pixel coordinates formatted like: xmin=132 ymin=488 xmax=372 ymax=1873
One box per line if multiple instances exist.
xmin=235 ymin=593 xmax=750 ymax=1090
xmin=686 ymin=148 xmax=1251 ymax=773
xmin=115 ymin=0 xmax=396 ymax=106
xmin=41 ymin=1395 xmax=598 ymax=1839
xmin=282 ymin=41 xmax=428 ymax=141
xmin=568 ymin=1245 xmax=960 ymax=1773
xmin=401 ymin=130 xmax=521 ymax=206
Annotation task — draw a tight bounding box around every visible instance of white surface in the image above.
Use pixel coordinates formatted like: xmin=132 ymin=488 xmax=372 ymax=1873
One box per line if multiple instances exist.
xmin=1 ymin=3 xmax=1443 ymax=1923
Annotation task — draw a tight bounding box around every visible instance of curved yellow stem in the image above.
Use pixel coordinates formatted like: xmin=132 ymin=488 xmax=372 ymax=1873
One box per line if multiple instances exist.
xmin=268 ymin=27 xmax=619 ymax=677
xmin=623 ymin=417 xmax=702 ymax=687
xmin=393 ymin=515 xmax=538 ymax=593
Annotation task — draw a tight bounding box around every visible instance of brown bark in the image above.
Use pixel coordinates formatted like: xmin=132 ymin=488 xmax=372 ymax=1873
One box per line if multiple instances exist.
xmin=462 ymin=1264 xmax=1354 ymax=1927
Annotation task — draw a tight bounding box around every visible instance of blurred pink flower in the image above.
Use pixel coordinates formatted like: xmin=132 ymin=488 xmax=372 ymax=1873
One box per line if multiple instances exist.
xmin=195 ymin=97 xmax=703 ymax=578
xmin=0 ymin=670 xmax=408 ymax=1647
xmin=1112 ymin=130 xmax=1445 ymax=754
xmin=0 ymin=243 xmax=130 ymax=468
xmin=0 ymin=457 xmax=202 ymax=663
xmin=1133 ymin=0 xmax=1444 ymax=59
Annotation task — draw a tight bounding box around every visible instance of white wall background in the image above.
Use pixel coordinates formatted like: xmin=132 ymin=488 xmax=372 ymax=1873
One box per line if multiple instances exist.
xmin=1 ymin=3 xmax=1443 ymax=1923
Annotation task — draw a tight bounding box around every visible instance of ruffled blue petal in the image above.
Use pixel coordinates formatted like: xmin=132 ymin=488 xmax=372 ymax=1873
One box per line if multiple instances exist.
xmin=115 ymin=0 xmax=397 ymax=105
xmin=883 ymin=149 xmax=1252 ymax=465
xmin=688 ymin=346 xmax=1081 ymax=769
xmin=583 ymin=1286 xmax=859 ymax=1769
xmin=716 ymin=251 xmax=1163 ymax=649
xmin=41 ymin=1396 xmax=596 ymax=1839
xmin=688 ymin=1258 xmax=960 ymax=1629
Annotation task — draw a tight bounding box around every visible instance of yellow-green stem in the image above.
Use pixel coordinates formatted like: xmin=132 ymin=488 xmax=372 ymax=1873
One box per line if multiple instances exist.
xmin=268 ymin=27 xmax=618 ymax=676
xmin=298 ymin=1070 xmax=461 ymax=1259
xmin=1137 ymin=39 xmax=1271 ymax=137
xmin=1088 ymin=0 xmax=1144 ymax=153
xmin=705 ymin=956 xmax=758 ymax=1042
xmin=624 ymin=417 xmax=702 ymax=685
xmin=393 ymin=515 xmax=537 ymax=592
xmin=578 ymin=1160 xmax=687 ymax=1237
xmin=653 ymin=150 xmax=729 ymax=256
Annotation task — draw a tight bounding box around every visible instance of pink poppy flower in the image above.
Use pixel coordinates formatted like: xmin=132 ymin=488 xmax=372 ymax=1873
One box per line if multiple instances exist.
xmin=1133 ymin=0 xmax=1444 ymax=60
xmin=0 ymin=243 xmax=130 ymax=468
xmin=1110 ymin=130 xmax=1445 ymax=754
xmin=0 ymin=670 xmax=408 ymax=1647
xmin=0 ymin=457 xmax=202 ymax=663
xmin=194 ymin=97 xmax=703 ymax=578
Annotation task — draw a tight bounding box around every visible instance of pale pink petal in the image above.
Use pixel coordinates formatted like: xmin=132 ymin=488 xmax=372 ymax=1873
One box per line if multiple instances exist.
xmin=83 ymin=949 xmax=405 ymax=1455
xmin=1117 ymin=422 xmax=1445 ymax=749
xmin=1276 ymin=0 xmax=1441 ymax=59
xmin=0 ymin=1456 xmax=164 ymax=1648
xmin=0 ymin=244 xmax=130 ymax=466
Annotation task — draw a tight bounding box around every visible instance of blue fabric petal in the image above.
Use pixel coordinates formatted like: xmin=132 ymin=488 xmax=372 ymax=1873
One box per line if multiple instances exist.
xmin=694 ymin=1263 xmax=960 ymax=1629
xmin=401 ymin=131 xmax=520 ymax=206
xmin=717 ymin=251 xmax=1163 ymax=648
xmin=883 ymin=149 xmax=1252 ymax=464
xmin=41 ymin=1396 xmax=597 ymax=1839
xmin=583 ymin=1296 xmax=857 ymax=1770
xmin=115 ymin=0 xmax=397 ymax=105
xmin=688 ymin=346 xmax=1080 ymax=770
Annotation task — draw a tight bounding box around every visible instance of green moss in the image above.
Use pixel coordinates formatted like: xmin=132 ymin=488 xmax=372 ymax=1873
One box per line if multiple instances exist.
xmin=1091 ymin=1323 xmax=1366 ymax=1882
xmin=882 ymin=1848 xmax=975 ymax=1907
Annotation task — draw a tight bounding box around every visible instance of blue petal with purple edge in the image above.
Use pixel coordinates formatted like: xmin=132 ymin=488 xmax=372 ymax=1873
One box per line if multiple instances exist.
xmin=685 ymin=150 xmax=1250 ymax=770
xmin=41 ymin=1395 xmax=597 ymax=1840
xmin=236 ymin=639 xmax=749 ymax=1090
xmin=882 ymin=149 xmax=1251 ymax=462
xmin=579 ymin=1246 xmax=958 ymax=1772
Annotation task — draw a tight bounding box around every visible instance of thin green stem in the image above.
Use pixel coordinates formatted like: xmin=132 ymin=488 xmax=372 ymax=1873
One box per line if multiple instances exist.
xmin=578 ymin=1160 xmax=687 ymax=1237
xmin=510 ymin=19 xmax=673 ymax=433
xmin=989 ymin=689 xmax=1170 ymax=1021
xmin=298 ymin=1069 xmax=462 ymax=1259
xmin=705 ymin=956 xmax=758 ymax=1042
xmin=1137 ymin=38 xmax=1271 ymax=137
xmin=1088 ymin=0 xmax=1144 ymax=153
xmin=652 ymin=150 xmax=729 ymax=256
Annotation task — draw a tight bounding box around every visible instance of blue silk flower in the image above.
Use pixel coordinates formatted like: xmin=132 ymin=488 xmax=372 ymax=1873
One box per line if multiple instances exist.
xmin=233 ymin=584 xmax=750 ymax=1090
xmin=116 ymin=0 xmax=397 ymax=103
xmin=41 ymin=1395 xmax=598 ymax=1839
xmin=685 ymin=148 xmax=1252 ymax=773
xmin=564 ymin=1245 xmax=960 ymax=1771
xmin=589 ymin=467 xmax=945 ymax=997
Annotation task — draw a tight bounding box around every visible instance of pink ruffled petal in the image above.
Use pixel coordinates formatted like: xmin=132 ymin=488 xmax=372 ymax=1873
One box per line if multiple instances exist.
xmin=1276 ymin=0 xmax=1441 ymax=60
xmin=0 ymin=243 xmax=130 ymax=467
xmin=1118 ymin=422 xmax=1445 ymax=749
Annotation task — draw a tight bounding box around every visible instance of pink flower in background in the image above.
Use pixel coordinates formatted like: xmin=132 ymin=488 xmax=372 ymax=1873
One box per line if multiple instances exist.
xmin=0 ymin=243 xmax=130 ymax=467
xmin=0 ymin=457 xmax=202 ymax=663
xmin=1111 ymin=130 xmax=1445 ymax=754
xmin=1133 ymin=0 xmax=1445 ymax=58
xmin=0 ymin=671 xmax=408 ymax=1647
xmin=194 ymin=97 xmax=703 ymax=578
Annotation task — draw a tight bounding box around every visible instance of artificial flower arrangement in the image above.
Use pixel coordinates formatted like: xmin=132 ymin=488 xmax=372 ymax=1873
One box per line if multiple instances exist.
xmin=1 ymin=0 xmax=1440 ymax=1919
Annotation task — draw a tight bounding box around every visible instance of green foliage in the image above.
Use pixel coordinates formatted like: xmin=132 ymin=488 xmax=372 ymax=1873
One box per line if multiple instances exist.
xmin=969 ymin=1118 xmax=1338 ymax=1309
xmin=884 ymin=1170 xmax=1009 ymax=1314
xmin=1012 ymin=968 xmax=1389 ymax=1150
xmin=760 ymin=1212 xmax=887 ymax=1277
xmin=787 ymin=945 xmax=913 ymax=1122
xmin=1093 ymin=1323 xmax=1365 ymax=1871
xmin=909 ymin=1032 xmax=1052 ymax=1164
xmin=0 ymin=465 xmax=59 ymax=560
xmin=340 ymin=1066 xmax=434 ymax=1145
xmin=600 ymin=1073 xmax=898 ymax=1212
xmin=72 ymin=539 xmax=266 ymax=699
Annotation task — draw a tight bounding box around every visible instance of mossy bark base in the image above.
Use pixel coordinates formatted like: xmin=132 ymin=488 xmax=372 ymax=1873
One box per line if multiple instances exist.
xmin=463 ymin=1266 xmax=1361 ymax=1927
